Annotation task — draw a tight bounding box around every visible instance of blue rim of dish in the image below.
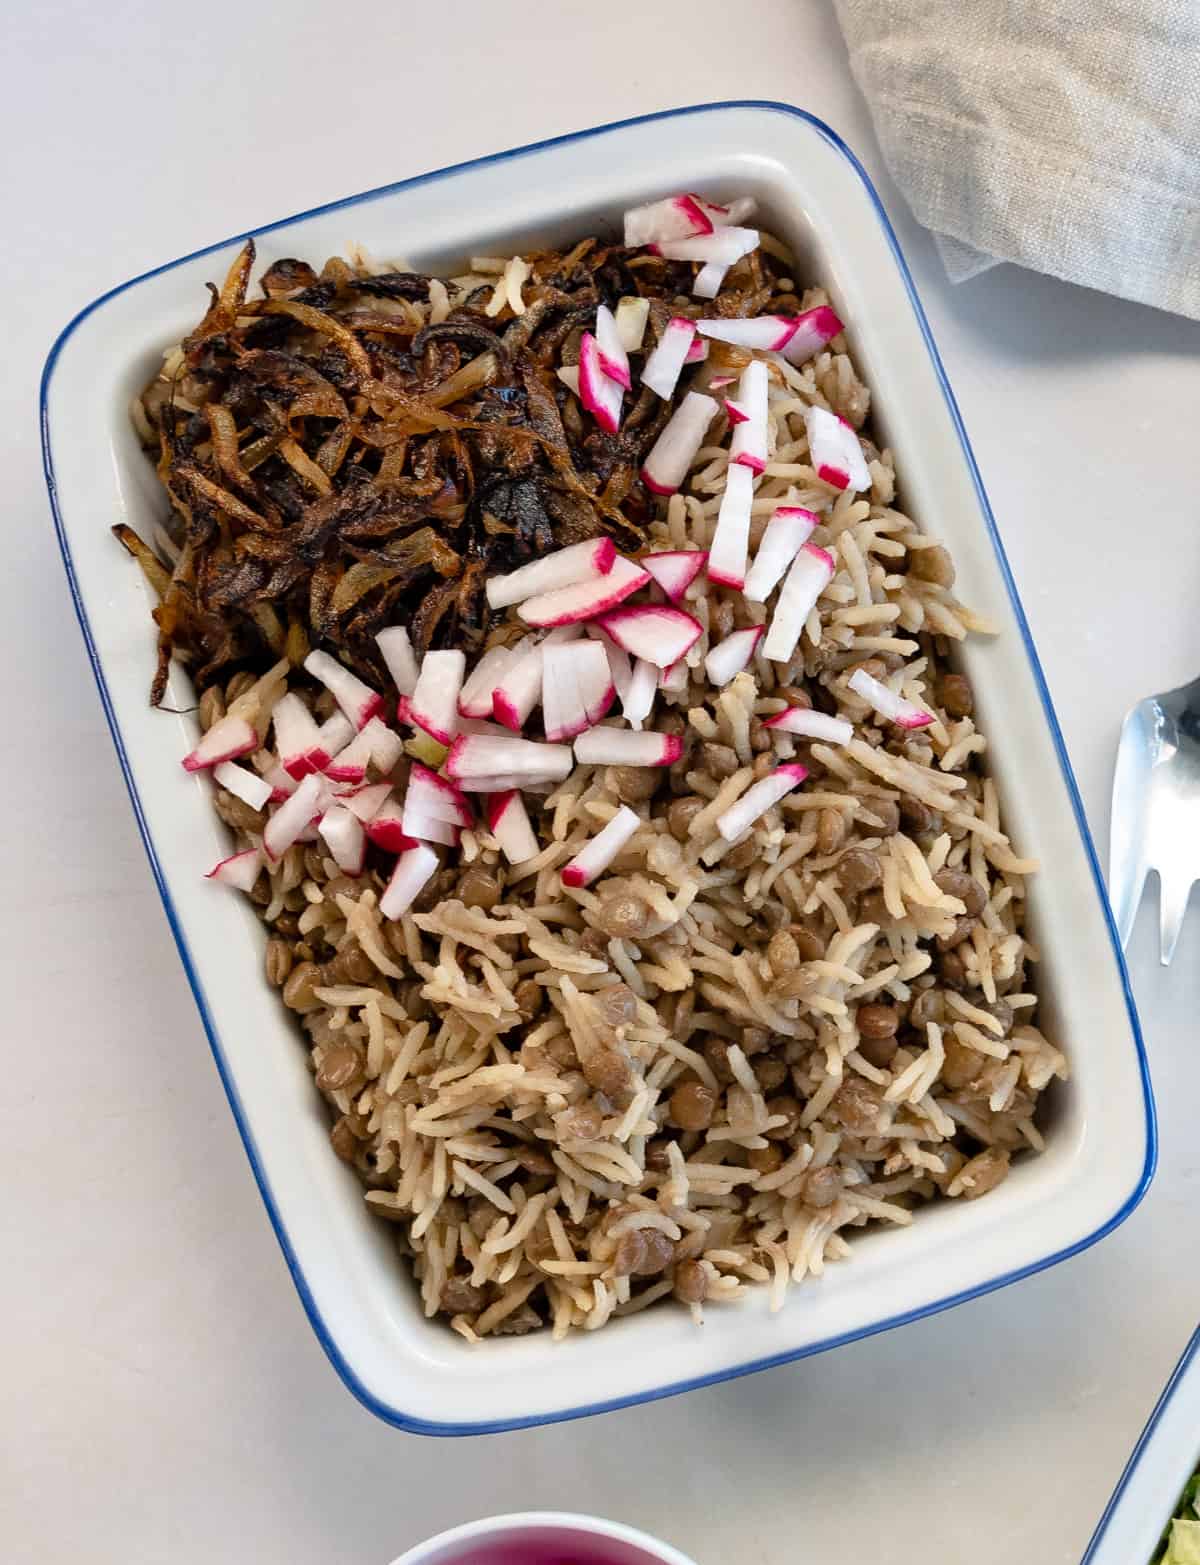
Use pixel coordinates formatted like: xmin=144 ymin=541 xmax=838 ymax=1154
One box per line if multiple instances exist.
xmin=40 ymin=99 xmax=1155 ymax=1438
xmin=1081 ymin=1324 xmax=1200 ymax=1562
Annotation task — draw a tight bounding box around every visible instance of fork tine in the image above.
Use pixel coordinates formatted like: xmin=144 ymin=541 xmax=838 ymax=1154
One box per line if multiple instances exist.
xmin=1109 ymin=835 xmax=1149 ymax=952
xmin=1159 ymin=869 xmax=1195 ymax=967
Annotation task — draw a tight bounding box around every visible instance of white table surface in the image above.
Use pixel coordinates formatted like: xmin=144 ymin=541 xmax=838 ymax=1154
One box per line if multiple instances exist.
xmin=5 ymin=3 xmax=1199 ymax=1561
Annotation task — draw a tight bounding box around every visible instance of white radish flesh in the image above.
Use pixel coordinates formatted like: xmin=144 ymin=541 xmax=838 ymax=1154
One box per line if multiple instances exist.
xmin=623 ymin=657 xmax=658 ymax=729
xmin=315 ymin=713 xmax=355 ymax=762
xmin=655 ymin=226 xmax=759 ymax=266
xmin=804 ymin=404 xmax=871 ymax=493
xmin=561 ymin=805 xmax=642 ymax=888
xmin=660 ymin=658 xmax=689 ymax=694
xmin=780 ymin=305 xmax=844 ymax=366
xmin=264 ymin=763 xmax=297 ymax=802
xmin=205 ymin=847 xmax=262 ymax=891
xmin=615 ymin=296 xmax=650 ymax=352
xmin=264 ymin=773 xmax=325 ymax=861
xmin=518 ymin=556 xmax=648 ymax=628
xmin=271 ymin=693 xmax=324 ymax=779
xmin=485 ymin=790 xmax=539 ymax=864
xmin=542 ymin=640 xmax=615 ymax=741
xmin=763 ymin=708 xmax=853 ymax=744
xmin=400 ymin=802 xmax=460 ymax=847
xmin=743 ymin=506 xmax=818 ymax=602
xmin=640 ymin=391 xmax=718 ymax=494
xmin=847 ymin=668 xmax=933 ymax=730
xmin=578 ymin=330 xmax=623 ymax=433
xmin=704 ymin=626 xmax=764 ymax=687
xmin=641 ymin=549 xmax=707 ymax=602
xmin=763 ymin=542 xmax=836 ymax=663
xmin=492 ymin=639 xmax=545 ymax=731
xmin=623 ymin=193 xmax=712 ymax=247
xmin=213 ymin=760 xmax=272 ymax=811
xmin=594 ymin=303 xmax=632 ymax=389
xmin=445 ymin=733 xmax=574 ymax=781
xmin=693 ymin=260 xmax=728 ymax=299
xmin=375 ymin=625 xmax=420 ymax=696
xmin=573 ymin=728 xmax=683 ymax=767
xmin=595 ymin=604 xmax=703 ymax=668
xmin=729 ymin=359 xmax=768 ymax=474
xmin=697 ymin=315 xmax=800 ymax=352
xmin=716 ymin=763 xmax=808 ymax=841
xmin=708 ymin=462 xmax=755 ymax=590
xmin=318 ymin=804 xmax=366 ymax=875
xmin=406 ymin=762 xmax=472 ymax=823
xmin=641 ymin=317 xmax=696 ymax=401
xmin=409 ymin=650 xmax=465 ymax=745
xmin=456 ymin=772 xmax=564 ymax=793
xmin=364 ymin=798 xmax=418 ymax=854
xmin=458 ymin=645 xmax=515 ymax=718
xmin=304 ymin=649 xmax=384 ymax=729
xmin=586 ymin=625 xmax=633 ymax=704
xmin=486 ymin=539 xmax=616 ymax=610
xmin=380 ymin=844 xmax=440 ymax=920
xmin=182 ymin=714 xmax=258 ymax=773
xmin=339 ymin=781 xmax=392 ymax=822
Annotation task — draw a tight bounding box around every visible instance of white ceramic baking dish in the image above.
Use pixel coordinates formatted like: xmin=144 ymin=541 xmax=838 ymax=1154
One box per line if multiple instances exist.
xmin=41 ymin=101 xmax=1153 ymax=1434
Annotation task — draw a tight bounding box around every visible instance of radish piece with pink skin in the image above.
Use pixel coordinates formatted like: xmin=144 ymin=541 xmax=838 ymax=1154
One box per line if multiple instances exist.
xmin=763 ymin=708 xmax=853 ymax=744
xmin=323 ymin=727 xmax=372 ymax=784
xmin=542 ymin=640 xmax=615 ymax=742
xmin=213 ymin=760 xmax=272 ymax=811
xmin=622 ymin=657 xmax=658 ymax=730
xmin=264 ymin=772 xmax=325 ymax=861
xmin=640 ymin=391 xmax=719 ymax=494
xmin=304 ymin=649 xmax=384 ymax=730
xmin=271 ymin=692 xmax=326 ymax=779
xmin=406 ymin=762 xmax=473 ymax=824
xmin=615 ymin=296 xmax=650 ymax=352
xmin=457 ymin=645 xmax=515 ymax=718
xmin=595 ymin=604 xmax=703 ymax=668
xmin=518 ymin=555 xmax=649 ymax=628
xmin=743 ymin=506 xmax=818 ymax=602
xmin=445 ymin=732 xmax=574 ymax=782
xmin=573 ymin=728 xmax=683 ymax=768
xmin=409 ymin=649 xmax=465 ymax=745
xmin=364 ymin=797 xmax=419 ymax=854
xmin=578 ymin=331 xmax=623 ymax=433
xmin=182 ymin=713 xmax=258 ymax=773
xmin=457 ymin=771 xmax=563 ymax=793
xmin=659 ymin=659 xmax=689 ymax=694
xmin=803 ymin=404 xmax=871 ymax=492
xmin=486 ymin=540 xmax=616 ymax=611
xmin=704 ymin=625 xmax=765 ymax=687
xmin=399 ymin=800 xmax=460 ymax=847
xmin=729 ymin=359 xmax=768 ymax=474
xmin=379 ymin=844 xmax=439 ymax=921
xmin=315 ymin=712 xmax=355 ymax=764
xmin=698 ymin=315 xmax=804 ymax=353
xmin=684 ymin=337 xmax=708 ymax=364
xmin=708 ymin=373 xmax=736 ymax=390
xmin=724 ymin=399 xmax=749 ymax=425
xmin=847 ymin=667 xmax=933 ymax=730
xmin=264 ymin=762 xmax=297 ymax=802
xmin=623 ymin=193 xmax=713 ymax=247
xmin=585 ymin=624 xmax=633 ymax=704
xmin=318 ymin=804 xmax=366 ymax=876
xmin=485 ymin=790 xmax=539 ymax=865
xmin=205 ymin=846 xmax=263 ymax=892
xmin=641 ymin=550 xmax=708 ymax=603
xmin=338 ymin=780 xmax=392 ymax=822
xmin=693 ymin=260 xmax=728 ymax=299
xmin=779 ymin=306 xmax=844 ymax=366
xmin=763 ymin=542 xmax=836 ymax=663
xmin=375 ymin=624 xmax=420 ymax=697
xmin=594 ymin=304 xmax=632 ymax=389
xmin=654 ymin=226 xmax=759 ymax=266
xmin=708 ymin=462 xmax=755 ymax=590
xmin=716 ymin=763 xmax=808 ymax=841
xmin=640 ymin=317 xmax=697 ymax=401
xmin=693 ymin=195 xmax=756 ymax=227
xmin=561 ymin=805 xmax=642 ymax=888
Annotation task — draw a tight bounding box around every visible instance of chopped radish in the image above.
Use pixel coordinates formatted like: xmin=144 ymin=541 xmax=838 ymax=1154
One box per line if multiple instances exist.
xmin=708 ymin=462 xmax=755 ymax=589
xmin=339 ymin=780 xmax=392 ymax=821
xmin=492 ymin=639 xmax=544 ymax=731
xmin=205 ymin=846 xmax=262 ymax=892
xmin=304 ymin=649 xmax=384 ymax=730
xmin=316 ymin=710 xmax=355 ymax=756
xmin=615 ymin=296 xmax=650 ymax=352
xmin=705 ymin=625 xmax=764 ymax=687
xmin=326 ymin=716 xmax=401 ymax=783
xmin=642 ymin=549 xmax=708 ymax=603
xmin=396 ymin=694 xmax=413 ymax=727
xmin=573 ymin=728 xmax=683 ymax=767
xmin=557 ymin=365 xmax=580 ymax=396
xmin=318 ymin=804 xmax=366 ymax=876
xmin=660 ymin=658 xmax=689 ymax=694
xmin=364 ymin=796 xmax=419 ymax=854
xmin=213 ymin=760 xmax=272 ymax=811
xmin=847 ymin=667 xmax=933 ymax=730
xmin=542 ymin=640 xmax=616 ymax=741
xmin=623 ymin=657 xmax=658 ymax=729
xmin=684 ymin=337 xmax=709 ymax=364
xmin=486 ymin=790 xmax=539 ymax=864
xmin=655 ymin=226 xmax=759 ymax=266
xmin=264 ymin=773 xmax=325 ymax=861
xmin=263 ymin=762 xmax=297 ymax=802
xmin=271 ymin=692 xmax=325 ymax=779
xmin=561 ymin=805 xmax=642 ymax=887
xmin=379 ymin=844 xmax=439 ymax=920
xmin=692 ymin=195 xmax=757 ymax=227
xmin=698 ymin=315 xmax=803 ymax=352
xmin=804 ymin=404 xmax=871 ymax=492
xmin=182 ymin=714 xmax=257 ymax=773
xmin=375 ymin=625 xmax=420 ymax=696
xmin=594 ymin=303 xmax=632 ymax=389
xmin=716 ymin=763 xmax=808 ymax=840
xmin=708 ymin=373 xmax=736 ymax=389
xmin=457 ymin=772 xmax=561 ymax=793
xmin=406 ymin=762 xmax=472 ymax=824
xmin=729 ymin=359 xmax=768 ymax=474
xmin=624 ymin=193 xmax=712 ymax=247
xmin=400 ymin=801 xmax=459 ymax=847
xmin=409 ymin=650 xmax=465 ymax=745
xmin=579 ymin=330 xmax=623 ymax=434
xmin=780 ymin=305 xmax=844 ymax=366
xmin=743 ymin=506 xmax=818 ymax=601
xmin=595 ymin=604 xmax=703 ymax=668
xmin=724 ymin=398 xmax=749 ymax=425
xmin=641 ymin=317 xmax=696 ymax=401
xmin=640 ymin=391 xmax=718 ymax=494
xmin=693 ymin=260 xmax=728 ymax=299
xmin=763 ymin=708 xmax=853 ymax=744
xmin=586 ymin=624 xmax=633 ymax=703
xmin=445 ymin=733 xmax=574 ymax=782
xmin=518 ymin=555 xmax=648 ymax=628
xmin=486 ymin=539 xmax=616 ymax=610
xmin=763 ymin=542 xmax=836 ymax=663
xmin=458 ymin=645 xmax=515 ymax=718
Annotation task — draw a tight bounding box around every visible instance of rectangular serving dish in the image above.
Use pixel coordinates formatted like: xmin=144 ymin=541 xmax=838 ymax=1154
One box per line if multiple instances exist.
xmin=41 ymin=101 xmax=1154 ymax=1435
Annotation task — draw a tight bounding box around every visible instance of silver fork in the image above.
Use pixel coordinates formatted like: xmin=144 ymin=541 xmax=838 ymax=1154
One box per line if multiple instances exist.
xmin=1111 ymin=674 xmax=1200 ymax=964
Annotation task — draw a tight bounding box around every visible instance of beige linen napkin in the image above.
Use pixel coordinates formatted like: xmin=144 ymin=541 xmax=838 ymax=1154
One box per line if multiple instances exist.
xmin=833 ymin=0 xmax=1200 ymax=317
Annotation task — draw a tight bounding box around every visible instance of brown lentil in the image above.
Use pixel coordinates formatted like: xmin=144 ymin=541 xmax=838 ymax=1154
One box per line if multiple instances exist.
xmin=315 ymin=1045 xmax=365 ymax=1093
xmin=265 ymin=937 xmax=293 ymax=986
xmin=282 ymin=961 xmax=322 ymax=1012
xmin=457 ymin=865 xmax=502 ymax=911
xmin=940 ymin=672 xmax=974 ymax=718
xmin=667 ymin=795 xmax=705 ymax=841
xmin=839 ymin=846 xmax=882 ymax=894
xmin=611 ymin=765 xmax=661 ymax=803
xmin=673 ymin=1259 xmax=708 ymax=1303
xmin=669 ymin=1079 xmax=718 ymax=1131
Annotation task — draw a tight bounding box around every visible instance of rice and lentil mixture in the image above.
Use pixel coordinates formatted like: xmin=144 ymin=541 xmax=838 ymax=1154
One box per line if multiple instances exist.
xmin=124 ymin=199 xmax=1068 ymax=1341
